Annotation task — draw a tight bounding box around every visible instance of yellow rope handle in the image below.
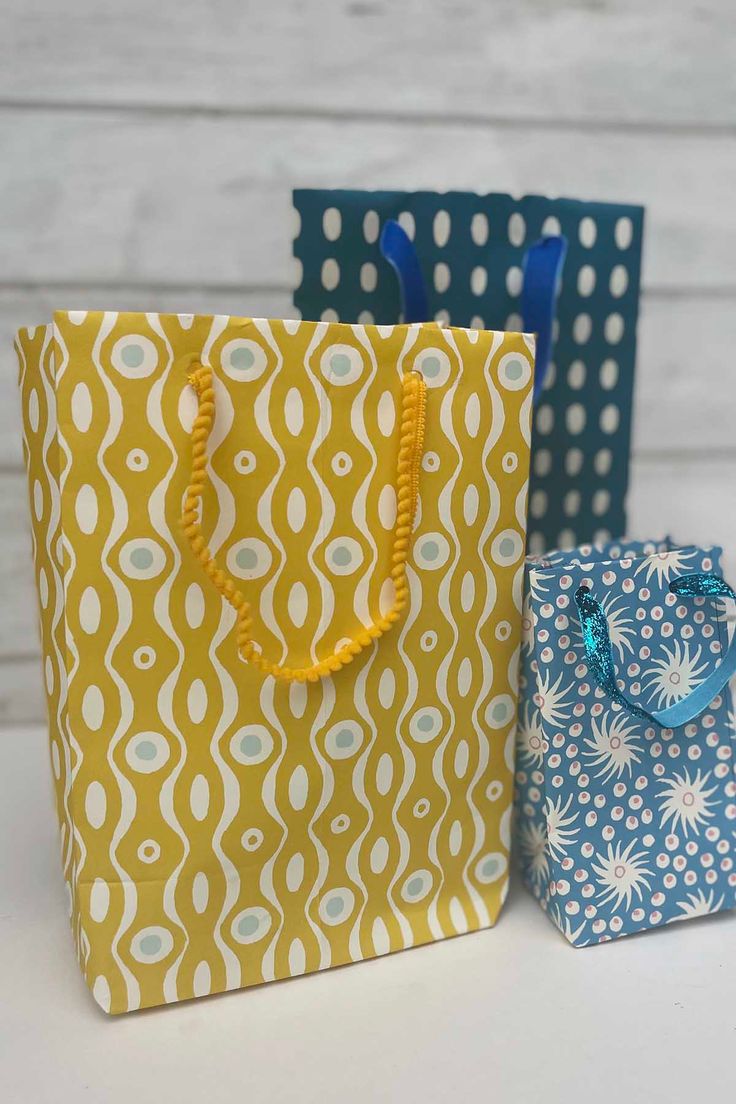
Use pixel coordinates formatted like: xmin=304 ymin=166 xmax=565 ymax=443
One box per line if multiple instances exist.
xmin=181 ymin=362 xmax=427 ymax=683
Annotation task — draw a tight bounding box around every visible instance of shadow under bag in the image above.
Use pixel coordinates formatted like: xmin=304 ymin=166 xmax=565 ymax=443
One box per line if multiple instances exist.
xmin=515 ymin=539 xmax=736 ymax=945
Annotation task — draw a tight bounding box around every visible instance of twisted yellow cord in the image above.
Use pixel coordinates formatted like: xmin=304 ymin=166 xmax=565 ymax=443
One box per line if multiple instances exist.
xmin=181 ymin=363 xmax=426 ymax=683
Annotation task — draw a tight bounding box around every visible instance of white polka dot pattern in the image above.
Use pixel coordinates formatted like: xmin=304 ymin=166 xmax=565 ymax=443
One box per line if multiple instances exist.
xmin=293 ymin=190 xmax=644 ymax=553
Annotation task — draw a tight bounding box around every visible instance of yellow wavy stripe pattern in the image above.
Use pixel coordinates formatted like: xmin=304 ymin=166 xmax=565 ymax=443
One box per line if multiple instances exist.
xmin=17 ymin=312 xmax=533 ymax=1013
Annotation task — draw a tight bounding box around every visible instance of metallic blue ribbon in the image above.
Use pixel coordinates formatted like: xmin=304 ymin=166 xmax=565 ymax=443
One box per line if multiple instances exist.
xmin=521 ymin=235 xmax=568 ymax=401
xmin=378 ymin=220 xmax=428 ymax=323
xmin=574 ymin=572 xmax=736 ymax=728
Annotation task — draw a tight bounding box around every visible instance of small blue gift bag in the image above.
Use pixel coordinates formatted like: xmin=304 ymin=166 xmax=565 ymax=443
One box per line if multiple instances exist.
xmin=515 ymin=539 xmax=736 ymax=945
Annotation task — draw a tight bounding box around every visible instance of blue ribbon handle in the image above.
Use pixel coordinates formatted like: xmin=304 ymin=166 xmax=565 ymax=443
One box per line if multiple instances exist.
xmin=380 ymin=220 xmax=567 ymax=400
xmin=574 ymin=572 xmax=736 ymax=729
xmin=522 ymin=235 xmax=568 ymax=401
xmin=379 ymin=220 xmax=428 ymax=323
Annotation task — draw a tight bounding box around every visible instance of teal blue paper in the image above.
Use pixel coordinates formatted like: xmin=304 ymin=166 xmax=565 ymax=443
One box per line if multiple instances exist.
xmin=292 ymin=190 xmax=645 ymax=552
xmin=516 ymin=538 xmax=736 ymax=946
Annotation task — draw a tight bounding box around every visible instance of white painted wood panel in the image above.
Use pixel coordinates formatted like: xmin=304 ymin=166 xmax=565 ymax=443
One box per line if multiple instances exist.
xmin=1 ymin=0 xmax=734 ymax=728
xmin=1 ymin=112 xmax=735 ymax=291
xmin=3 ymin=1 xmax=736 ymax=127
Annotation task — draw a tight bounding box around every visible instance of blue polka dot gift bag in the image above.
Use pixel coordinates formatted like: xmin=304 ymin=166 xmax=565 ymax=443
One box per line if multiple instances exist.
xmin=514 ymin=538 xmax=736 ymax=946
xmin=293 ymin=189 xmax=644 ymax=553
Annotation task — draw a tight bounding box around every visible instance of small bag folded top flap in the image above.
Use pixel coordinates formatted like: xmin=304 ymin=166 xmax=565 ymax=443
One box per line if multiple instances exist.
xmin=527 ymin=543 xmax=731 ymax=726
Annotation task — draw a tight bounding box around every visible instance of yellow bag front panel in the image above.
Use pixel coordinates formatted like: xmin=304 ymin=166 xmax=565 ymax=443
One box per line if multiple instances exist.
xmin=17 ymin=312 xmax=533 ymax=1013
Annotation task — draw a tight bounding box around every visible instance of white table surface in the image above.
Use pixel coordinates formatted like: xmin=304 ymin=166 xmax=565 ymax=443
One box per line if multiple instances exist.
xmin=2 ymin=724 xmax=734 ymax=1104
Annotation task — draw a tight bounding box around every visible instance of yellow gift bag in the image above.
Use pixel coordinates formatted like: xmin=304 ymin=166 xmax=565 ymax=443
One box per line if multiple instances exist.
xmin=17 ymin=312 xmax=533 ymax=1013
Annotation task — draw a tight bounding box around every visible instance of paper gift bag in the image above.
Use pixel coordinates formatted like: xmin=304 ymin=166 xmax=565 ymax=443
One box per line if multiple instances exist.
xmin=293 ymin=189 xmax=644 ymax=553
xmin=17 ymin=311 xmax=534 ymax=1012
xmin=514 ymin=538 xmax=736 ymax=946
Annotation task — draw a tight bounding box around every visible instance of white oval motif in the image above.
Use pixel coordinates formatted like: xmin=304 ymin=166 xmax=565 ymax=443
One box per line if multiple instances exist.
xmin=289 ymin=938 xmax=306 ymax=976
xmin=89 ymin=878 xmax=110 ymax=923
xmin=287 ymin=581 xmax=309 ymax=628
xmin=232 ymin=906 xmax=272 ymax=945
xmin=457 ymin=657 xmax=473 ymax=697
xmin=193 ymin=961 xmax=211 ymax=998
xmin=33 ymin=479 xmax=43 ymax=521
xmin=460 ymin=571 xmax=475 ymax=613
xmin=454 ymin=740 xmax=470 ymax=778
xmin=187 ymin=678 xmax=207 ymax=724
xmin=370 ymin=836 xmax=389 ymax=875
xmin=463 ymin=485 xmax=479 ymax=526
xmin=319 ymin=887 xmax=355 ymax=927
xmin=178 ymin=384 xmax=198 ymax=433
xmin=39 ymin=568 xmax=48 ymax=609
xmin=45 ymin=656 xmax=54 ymax=693
xmin=376 ymin=753 xmax=393 ymax=796
xmin=324 ymin=720 xmax=363 ymax=760
xmin=82 ymin=685 xmax=104 ymax=731
xmin=378 ymin=668 xmax=396 ymax=710
xmin=28 ymin=389 xmax=39 ymax=433
xmin=450 ymin=896 xmax=468 ymax=934
xmin=287 ymin=487 xmax=307 ymax=533
xmin=190 ymin=774 xmax=209 ymax=821
xmin=285 ymin=387 xmax=304 ymax=436
xmin=377 ymin=390 xmax=396 ymax=436
xmin=476 ymin=852 xmax=508 ymax=885
xmin=286 ymin=853 xmax=305 ymax=893
xmin=289 ymin=765 xmax=309 ymax=811
xmin=449 ymin=820 xmax=463 ymax=857
xmin=130 ymin=925 xmax=174 ymax=964
xmin=85 ymin=781 xmax=106 ymax=829
xmin=192 ymin=871 xmax=209 ymax=914
xmin=289 ymin=681 xmax=308 ymax=720
xmin=500 ymin=806 xmax=512 ymax=850
xmin=185 ymin=583 xmax=205 ymax=630
xmin=79 ymin=586 xmax=101 ymax=634
xmin=464 ymin=393 xmax=481 ymax=438
xmin=51 ymin=741 xmax=61 ymax=780
xmin=372 ymin=916 xmax=391 ymax=956
xmin=71 ymin=382 xmax=93 ymax=433
xmin=379 ymin=577 xmax=395 ymax=618
xmin=92 ymin=975 xmax=111 ymax=1013
xmin=75 ymin=484 xmax=98 ymax=535
xmin=221 ymin=338 xmax=268 ymax=383
xmin=378 ymin=484 xmax=397 ymax=530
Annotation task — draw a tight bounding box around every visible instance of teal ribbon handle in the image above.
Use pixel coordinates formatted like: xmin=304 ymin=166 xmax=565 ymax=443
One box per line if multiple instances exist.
xmin=574 ymin=572 xmax=736 ymax=728
xmin=379 ymin=220 xmax=566 ymax=401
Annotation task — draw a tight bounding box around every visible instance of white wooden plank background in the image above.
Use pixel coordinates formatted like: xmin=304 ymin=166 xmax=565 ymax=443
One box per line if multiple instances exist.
xmin=1 ymin=0 xmax=735 ymax=723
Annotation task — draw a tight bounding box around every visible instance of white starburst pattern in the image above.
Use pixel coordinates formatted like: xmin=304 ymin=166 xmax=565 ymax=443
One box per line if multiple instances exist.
xmin=583 ymin=710 xmax=642 ymax=782
xmin=518 ymin=819 xmax=549 ymax=885
xmin=549 ymin=902 xmax=588 ymax=946
xmin=635 ymin=548 xmax=696 ymax=586
xmin=642 ymin=640 xmax=709 ymax=709
xmin=600 ymin=592 xmax=636 ymax=662
xmin=658 ymin=769 xmax=719 ymax=836
xmin=521 ymin=589 xmax=535 ymax=654
xmin=672 ymin=888 xmax=725 ymax=921
xmin=592 ymin=839 xmax=653 ymax=910
xmin=528 ymin=568 xmax=554 ymax=602
xmin=534 ymin=669 xmax=574 ymax=727
xmin=517 ymin=703 xmax=547 ymax=768
xmin=545 ymin=794 xmax=579 ymax=861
